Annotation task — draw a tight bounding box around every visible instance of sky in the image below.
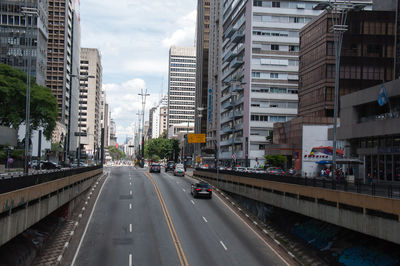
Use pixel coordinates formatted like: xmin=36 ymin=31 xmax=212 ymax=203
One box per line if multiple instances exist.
xmin=79 ymin=0 xmax=197 ymax=143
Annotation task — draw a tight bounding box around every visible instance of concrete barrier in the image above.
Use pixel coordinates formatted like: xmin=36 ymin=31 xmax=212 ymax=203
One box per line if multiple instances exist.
xmin=0 ymin=165 xmax=4 ymax=174
xmin=0 ymin=168 xmax=102 ymax=246
xmin=195 ymin=170 xmax=400 ymax=245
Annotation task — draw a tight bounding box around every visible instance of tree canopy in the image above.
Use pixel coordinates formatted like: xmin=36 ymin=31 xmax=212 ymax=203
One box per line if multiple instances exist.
xmin=107 ymin=146 xmax=126 ymax=160
xmin=0 ymin=63 xmax=58 ymax=139
xmin=264 ymin=154 xmax=287 ymax=168
xmin=144 ymin=137 xmax=180 ymax=161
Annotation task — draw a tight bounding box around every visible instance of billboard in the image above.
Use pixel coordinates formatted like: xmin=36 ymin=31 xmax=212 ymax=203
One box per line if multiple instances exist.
xmin=188 ymin=134 xmax=206 ymax=144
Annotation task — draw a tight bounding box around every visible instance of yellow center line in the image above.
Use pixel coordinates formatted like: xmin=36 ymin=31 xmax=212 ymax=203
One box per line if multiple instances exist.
xmin=145 ymin=172 xmax=189 ymax=266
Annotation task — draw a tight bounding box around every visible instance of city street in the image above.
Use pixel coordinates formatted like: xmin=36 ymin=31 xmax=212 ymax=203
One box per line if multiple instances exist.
xmin=71 ymin=166 xmax=290 ymax=266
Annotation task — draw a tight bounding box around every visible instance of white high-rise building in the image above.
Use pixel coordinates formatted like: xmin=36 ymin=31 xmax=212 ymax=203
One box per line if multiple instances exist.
xmin=79 ymin=48 xmax=102 ymax=158
xmin=208 ymin=0 xmax=344 ymax=167
xmin=167 ymin=46 xmax=196 ymax=137
xmin=152 ymin=96 xmax=168 ymax=138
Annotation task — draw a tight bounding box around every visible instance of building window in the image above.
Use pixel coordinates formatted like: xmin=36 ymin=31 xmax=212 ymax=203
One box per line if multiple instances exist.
xmin=272 ymin=1 xmax=280 ymax=7
xmin=289 ymin=45 xmax=299 ymax=52
xmin=252 ymin=72 xmax=260 ymax=78
xmin=253 ymin=0 xmax=262 ymax=6
xmin=270 ymin=73 xmax=279 ymax=79
xmin=271 ymin=44 xmax=279 ymax=51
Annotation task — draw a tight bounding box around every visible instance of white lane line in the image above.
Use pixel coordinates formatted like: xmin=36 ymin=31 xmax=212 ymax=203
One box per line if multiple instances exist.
xmin=202 ymin=216 xmax=208 ymax=223
xmin=215 ymin=193 xmax=291 ymax=266
xmin=130 ymin=182 xmax=132 ymax=186
xmin=182 ymin=188 xmax=186 ymax=192
xmin=57 ymin=255 xmax=62 ymax=262
xmin=253 ymin=221 xmax=258 ymax=225
xmin=64 ymin=242 xmax=69 ymax=248
xmin=220 ymin=240 xmax=228 ymax=251
xmin=129 ymin=254 xmax=132 ymax=266
xmin=288 ymin=251 xmax=295 ymax=258
xmin=190 ymin=200 xmax=195 ymax=205
xmin=129 ymin=203 xmax=132 ymax=210
xmin=130 ymin=224 xmax=132 ymax=233
xmin=274 ymin=239 xmax=281 ymax=245
xmin=71 ymin=175 xmax=108 ymax=266
xmin=130 ymin=190 xmax=132 ymax=195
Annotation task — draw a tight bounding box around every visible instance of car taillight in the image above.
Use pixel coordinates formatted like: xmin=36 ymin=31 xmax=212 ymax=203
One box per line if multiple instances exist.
xmin=195 ymin=188 xmax=201 ymax=191
xmin=283 ymin=171 xmax=285 ymax=175
xmin=207 ymin=188 xmax=212 ymax=192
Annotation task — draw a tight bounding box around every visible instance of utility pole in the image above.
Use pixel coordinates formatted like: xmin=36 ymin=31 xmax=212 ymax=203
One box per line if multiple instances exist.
xmin=138 ymin=88 xmax=149 ymax=168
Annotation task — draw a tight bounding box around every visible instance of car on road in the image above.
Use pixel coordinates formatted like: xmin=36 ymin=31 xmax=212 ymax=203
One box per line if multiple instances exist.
xmin=40 ymin=161 xmax=61 ymax=170
xmin=266 ymin=167 xmax=285 ymax=175
xmin=191 ymin=181 xmax=212 ymax=199
xmin=174 ymin=165 xmax=185 ymax=176
xmin=149 ymin=163 xmax=161 ymax=173
xmin=165 ymin=161 xmax=175 ymax=172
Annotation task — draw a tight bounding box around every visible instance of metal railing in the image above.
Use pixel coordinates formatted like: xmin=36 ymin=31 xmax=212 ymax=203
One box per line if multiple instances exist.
xmin=195 ymin=168 xmax=400 ymax=199
xmin=0 ymin=165 xmax=102 ymax=194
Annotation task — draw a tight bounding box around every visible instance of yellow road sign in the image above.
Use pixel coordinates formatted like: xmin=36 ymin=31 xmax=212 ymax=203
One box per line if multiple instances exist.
xmin=188 ymin=134 xmax=206 ymax=143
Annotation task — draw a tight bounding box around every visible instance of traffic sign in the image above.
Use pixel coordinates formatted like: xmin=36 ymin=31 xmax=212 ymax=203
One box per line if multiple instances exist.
xmin=188 ymin=134 xmax=206 ymax=143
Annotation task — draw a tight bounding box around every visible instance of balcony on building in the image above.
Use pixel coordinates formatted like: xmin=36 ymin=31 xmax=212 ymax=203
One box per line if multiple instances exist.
xmin=231 ymin=30 xmax=244 ymax=43
xmin=230 ymin=57 xmax=244 ymax=69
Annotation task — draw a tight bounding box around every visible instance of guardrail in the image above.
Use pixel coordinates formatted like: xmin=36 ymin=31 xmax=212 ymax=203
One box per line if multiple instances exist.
xmin=0 ymin=165 xmax=102 ymax=194
xmin=195 ymin=168 xmax=400 ymax=199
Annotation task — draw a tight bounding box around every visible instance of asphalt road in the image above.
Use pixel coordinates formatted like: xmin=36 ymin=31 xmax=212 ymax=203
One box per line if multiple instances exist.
xmin=72 ymin=166 xmax=289 ymax=266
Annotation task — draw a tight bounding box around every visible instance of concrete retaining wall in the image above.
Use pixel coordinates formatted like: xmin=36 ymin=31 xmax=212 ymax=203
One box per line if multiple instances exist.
xmin=196 ymin=172 xmax=400 ymax=245
xmin=0 ymin=170 xmax=101 ymax=246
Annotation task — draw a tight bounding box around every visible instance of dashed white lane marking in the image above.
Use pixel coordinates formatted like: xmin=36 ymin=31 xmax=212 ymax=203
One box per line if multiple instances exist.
xmin=288 ymin=251 xmax=295 ymax=258
xmin=263 ymin=229 xmax=268 ymax=234
xmin=70 ymin=231 xmax=74 ymax=236
xmin=182 ymin=188 xmax=186 ymax=192
xmin=75 ymin=222 xmax=79 ymax=226
xmin=130 ymin=224 xmax=132 ymax=233
xmin=202 ymin=216 xmax=208 ymax=223
xmin=274 ymin=239 xmax=281 ymax=245
xmin=130 ymin=190 xmax=132 ymax=195
xmin=129 ymin=254 xmax=132 ymax=266
xmin=130 ymin=182 xmax=132 ymax=186
xmin=129 ymin=203 xmax=132 ymax=210
xmin=64 ymin=242 xmax=69 ymax=248
xmin=253 ymin=221 xmax=258 ymax=225
xmin=220 ymin=241 xmax=228 ymax=251
xmin=190 ymin=200 xmax=195 ymax=205
xmin=245 ymin=214 xmax=249 ymax=218
xmin=57 ymin=255 xmax=62 ymax=262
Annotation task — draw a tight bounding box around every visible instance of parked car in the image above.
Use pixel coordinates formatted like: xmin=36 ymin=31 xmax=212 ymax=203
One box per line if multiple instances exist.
xmin=254 ymin=167 xmax=265 ymax=174
xmin=40 ymin=161 xmax=61 ymax=170
xmin=165 ymin=161 xmax=175 ymax=172
xmin=233 ymin=167 xmax=246 ymax=172
xmin=149 ymin=163 xmax=161 ymax=173
xmin=191 ymin=182 xmax=212 ymax=199
xmin=266 ymin=167 xmax=285 ymax=175
xmin=174 ymin=165 xmax=185 ymax=176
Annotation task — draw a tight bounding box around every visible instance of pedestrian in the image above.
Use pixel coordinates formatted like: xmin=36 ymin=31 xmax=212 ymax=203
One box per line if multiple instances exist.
xmin=321 ymin=168 xmax=325 ymax=178
xmin=326 ymin=168 xmax=330 ymax=178
xmin=367 ymin=173 xmax=372 ymax=185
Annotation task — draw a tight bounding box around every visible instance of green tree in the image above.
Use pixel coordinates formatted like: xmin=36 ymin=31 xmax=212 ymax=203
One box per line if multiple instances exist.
xmin=144 ymin=137 xmax=180 ymax=161
xmin=264 ymin=154 xmax=287 ymax=168
xmin=107 ymin=146 xmax=125 ymax=160
xmin=0 ymin=63 xmax=58 ymax=139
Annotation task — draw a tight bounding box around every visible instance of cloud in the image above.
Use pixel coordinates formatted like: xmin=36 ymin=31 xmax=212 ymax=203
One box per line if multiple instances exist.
xmin=162 ymin=10 xmax=197 ymax=47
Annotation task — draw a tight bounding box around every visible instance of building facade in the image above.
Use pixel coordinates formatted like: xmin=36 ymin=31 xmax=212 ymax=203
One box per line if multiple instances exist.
xmin=211 ymin=0 xmax=335 ymax=167
xmin=337 ymin=79 xmax=400 ymax=183
xmin=100 ymin=89 xmax=110 ymax=147
xmin=268 ymin=9 xmax=394 ymax=171
xmin=0 ymin=0 xmax=48 ymax=86
xmin=152 ymin=96 xmax=168 ymax=139
xmin=195 ymin=0 xmax=211 ymax=156
xmin=79 ymin=48 xmax=102 ymax=158
xmin=167 ymin=46 xmax=196 ymax=138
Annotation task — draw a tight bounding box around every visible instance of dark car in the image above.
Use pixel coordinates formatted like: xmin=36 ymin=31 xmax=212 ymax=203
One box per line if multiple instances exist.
xmin=165 ymin=161 xmax=175 ymax=172
xmin=149 ymin=163 xmax=161 ymax=173
xmin=191 ymin=182 xmax=212 ymax=199
xmin=40 ymin=161 xmax=61 ymax=170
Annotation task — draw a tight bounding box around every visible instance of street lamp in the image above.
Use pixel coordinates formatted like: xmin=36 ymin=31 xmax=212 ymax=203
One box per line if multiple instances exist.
xmin=21 ymin=6 xmax=39 ymax=174
xmin=313 ymin=0 xmax=365 ymax=173
xmin=138 ymin=89 xmax=150 ymax=167
xmin=71 ymin=73 xmax=95 ymax=166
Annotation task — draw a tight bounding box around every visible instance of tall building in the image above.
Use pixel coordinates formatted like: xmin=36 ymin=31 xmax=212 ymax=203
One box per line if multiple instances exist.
xmin=148 ymin=106 xmax=156 ymax=139
xmin=79 ymin=48 xmax=102 ymax=158
xmin=109 ymin=118 xmax=117 ymax=147
xmin=152 ymin=96 xmax=168 ymax=139
xmin=100 ymin=89 xmax=110 ymax=147
xmin=46 ymin=0 xmax=81 ymax=157
xmin=208 ymin=0 xmax=371 ymax=167
xmin=195 ymin=0 xmax=211 ymax=154
xmin=0 ymin=0 xmax=48 ymax=86
xmin=167 ymin=46 xmax=196 ymax=137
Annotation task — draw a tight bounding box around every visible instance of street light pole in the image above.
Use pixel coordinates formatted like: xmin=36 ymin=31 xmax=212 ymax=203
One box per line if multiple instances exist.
xmin=138 ymin=89 xmax=150 ymax=167
xmin=314 ymin=1 xmax=365 ymax=173
xmin=22 ymin=6 xmax=38 ymax=174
